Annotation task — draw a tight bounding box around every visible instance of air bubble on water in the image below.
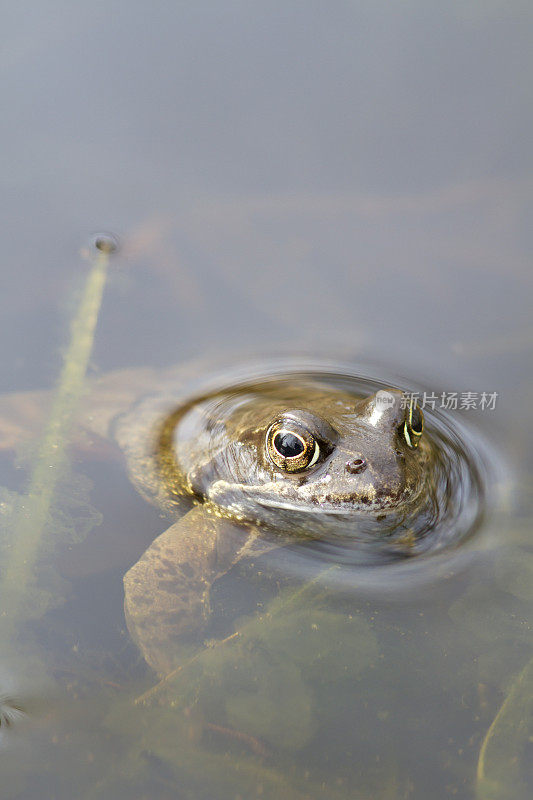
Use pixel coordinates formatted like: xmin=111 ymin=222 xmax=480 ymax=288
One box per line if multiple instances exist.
xmin=91 ymin=232 xmax=120 ymax=255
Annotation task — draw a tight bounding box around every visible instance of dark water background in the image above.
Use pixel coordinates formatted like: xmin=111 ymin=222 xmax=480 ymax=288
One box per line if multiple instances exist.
xmin=1 ymin=2 xmax=532 ymax=798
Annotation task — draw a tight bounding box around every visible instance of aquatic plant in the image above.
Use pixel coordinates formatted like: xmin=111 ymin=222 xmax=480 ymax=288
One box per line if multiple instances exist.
xmin=0 ymin=244 xmax=111 ymax=640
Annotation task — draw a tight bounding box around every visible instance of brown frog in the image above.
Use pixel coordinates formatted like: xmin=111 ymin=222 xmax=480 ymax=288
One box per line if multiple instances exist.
xmin=111 ymin=373 xmax=431 ymax=674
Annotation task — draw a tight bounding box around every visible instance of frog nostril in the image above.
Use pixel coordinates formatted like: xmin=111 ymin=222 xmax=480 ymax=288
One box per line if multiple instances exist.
xmin=346 ymin=457 xmax=367 ymax=475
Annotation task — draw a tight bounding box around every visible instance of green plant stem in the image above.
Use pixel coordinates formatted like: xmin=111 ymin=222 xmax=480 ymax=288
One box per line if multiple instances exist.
xmin=0 ymin=250 xmax=110 ymax=639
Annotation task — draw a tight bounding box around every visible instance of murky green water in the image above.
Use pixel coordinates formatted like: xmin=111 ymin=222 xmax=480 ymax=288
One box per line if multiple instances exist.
xmin=1 ymin=2 xmax=532 ymax=798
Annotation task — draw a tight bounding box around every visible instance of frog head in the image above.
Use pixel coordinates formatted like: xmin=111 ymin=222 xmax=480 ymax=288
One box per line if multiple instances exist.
xmin=168 ymin=380 xmax=432 ymax=533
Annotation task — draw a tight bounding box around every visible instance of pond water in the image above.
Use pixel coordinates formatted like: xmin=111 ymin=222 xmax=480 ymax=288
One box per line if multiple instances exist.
xmin=1 ymin=2 xmax=532 ymax=798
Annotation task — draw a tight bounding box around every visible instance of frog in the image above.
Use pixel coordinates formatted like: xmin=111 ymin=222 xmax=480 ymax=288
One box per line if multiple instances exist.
xmin=0 ymin=363 xmax=433 ymax=676
xmin=112 ymin=370 xmax=432 ymax=674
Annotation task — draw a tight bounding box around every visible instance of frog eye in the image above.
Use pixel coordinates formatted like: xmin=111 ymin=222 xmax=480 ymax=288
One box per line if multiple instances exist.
xmin=402 ymin=401 xmax=424 ymax=449
xmin=266 ymin=420 xmax=320 ymax=473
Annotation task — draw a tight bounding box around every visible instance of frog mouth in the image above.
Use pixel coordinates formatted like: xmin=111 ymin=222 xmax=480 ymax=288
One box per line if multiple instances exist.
xmin=208 ymin=477 xmax=422 ymax=518
xmin=255 ymin=495 xmax=411 ymax=515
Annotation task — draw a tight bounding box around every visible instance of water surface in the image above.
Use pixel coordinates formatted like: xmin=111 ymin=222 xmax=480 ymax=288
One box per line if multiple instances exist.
xmin=0 ymin=2 xmax=532 ymax=798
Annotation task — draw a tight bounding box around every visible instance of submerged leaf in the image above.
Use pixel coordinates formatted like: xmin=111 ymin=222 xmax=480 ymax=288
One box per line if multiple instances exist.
xmin=128 ymin=578 xmax=378 ymax=757
xmin=477 ymin=655 xmax=533 ymax=800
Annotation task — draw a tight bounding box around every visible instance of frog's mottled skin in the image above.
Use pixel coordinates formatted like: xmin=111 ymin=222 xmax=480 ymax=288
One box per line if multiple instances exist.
xmin=0 ymin=367 xmax=435 ymax=676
